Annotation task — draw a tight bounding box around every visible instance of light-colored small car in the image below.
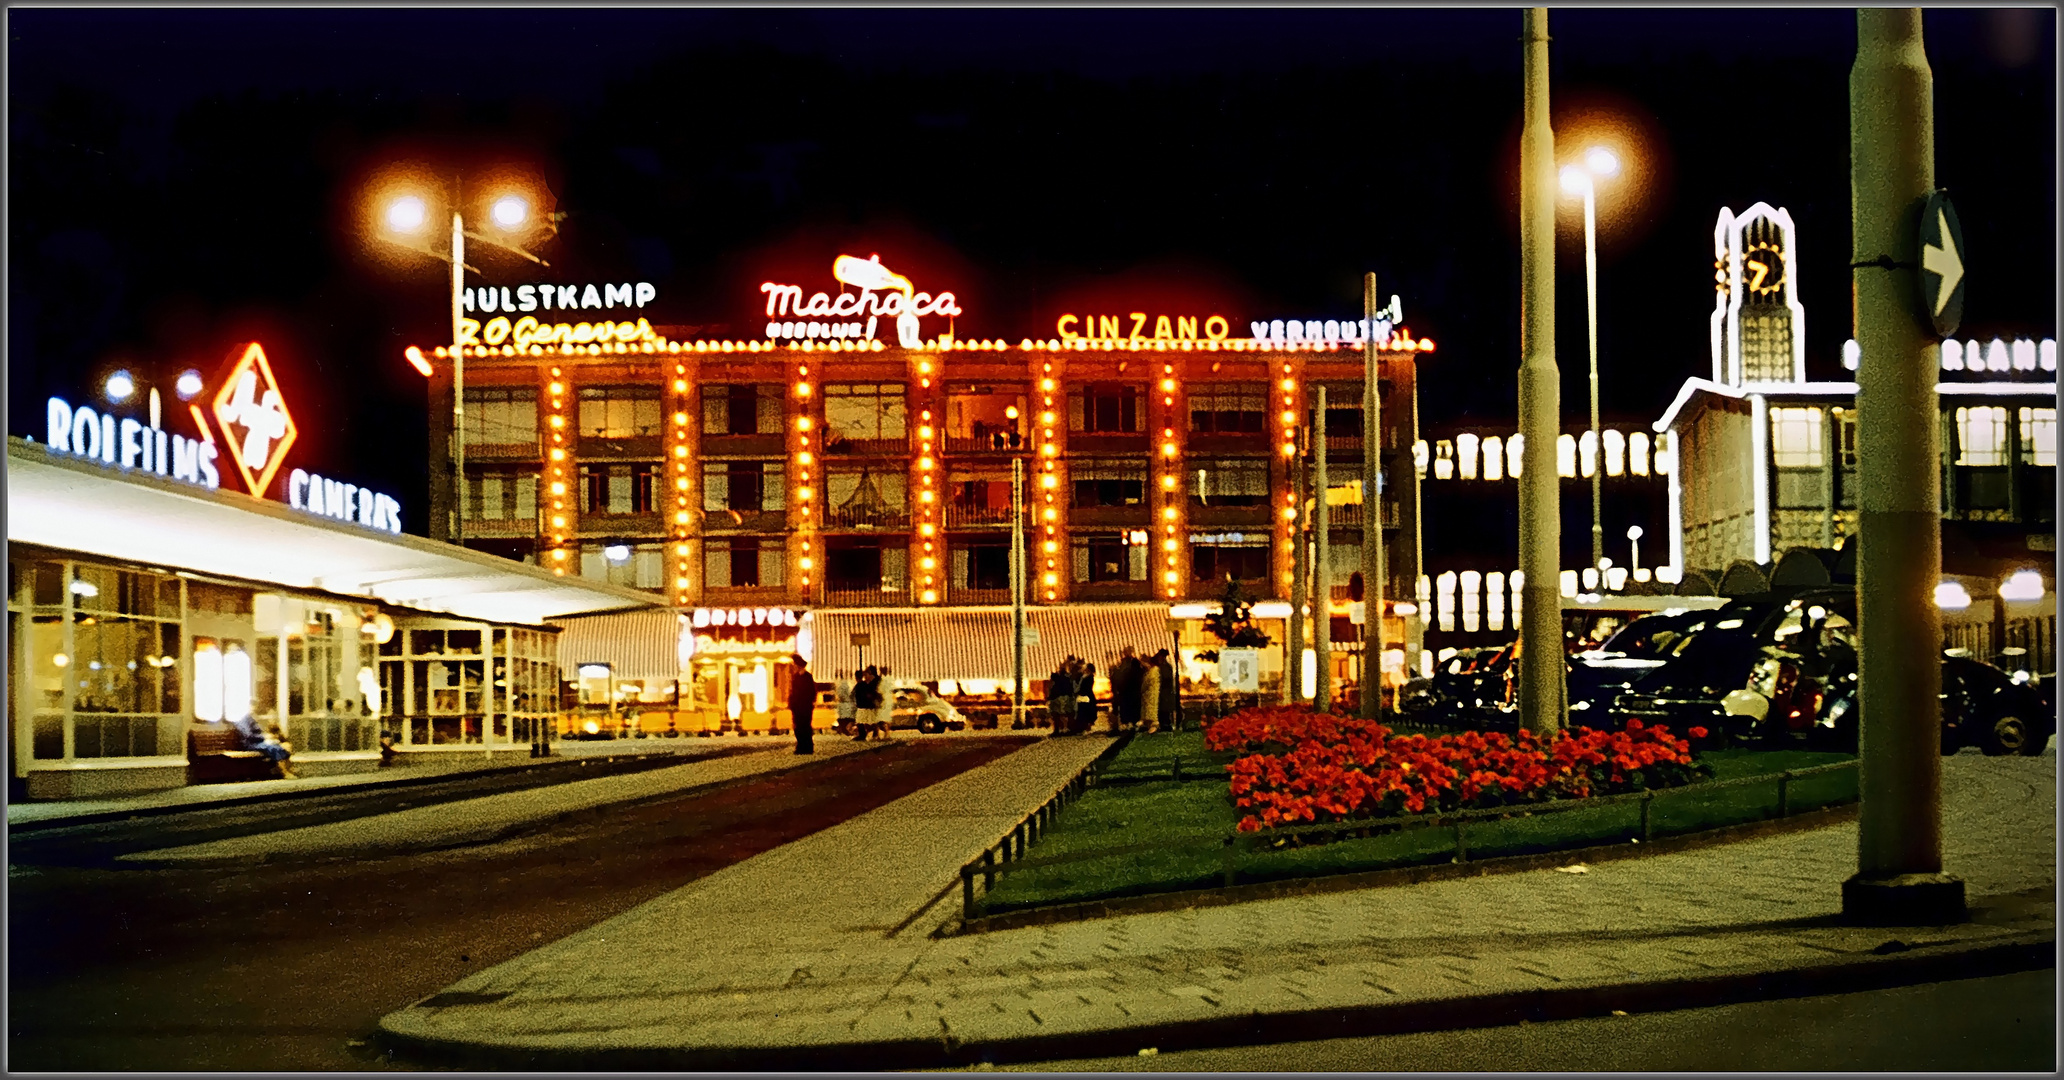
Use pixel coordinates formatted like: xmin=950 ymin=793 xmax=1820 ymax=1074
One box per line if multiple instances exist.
xmin=890 ymin=685 xmax=967 ymax=733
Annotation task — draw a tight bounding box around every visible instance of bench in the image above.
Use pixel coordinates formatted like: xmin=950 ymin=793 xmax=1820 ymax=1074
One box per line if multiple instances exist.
xmin=187 ymin=726 xmax=281 ymax=785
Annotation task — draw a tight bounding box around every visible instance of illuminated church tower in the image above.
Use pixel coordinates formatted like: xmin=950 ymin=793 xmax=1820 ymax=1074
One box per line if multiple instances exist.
xmin=1711 ymin=203 xmax=1806 ymax=386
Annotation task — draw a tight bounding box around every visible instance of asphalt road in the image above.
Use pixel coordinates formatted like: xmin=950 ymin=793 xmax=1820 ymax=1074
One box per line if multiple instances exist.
xmin=980 ymin=967 xmax=2057 ymax=1072
xmin=6 ymin=735 xmax=1034 ymax=1071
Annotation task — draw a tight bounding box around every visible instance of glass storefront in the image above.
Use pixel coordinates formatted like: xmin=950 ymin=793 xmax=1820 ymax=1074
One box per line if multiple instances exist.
xmin=377 ymin=620 xmax=561 ymax=748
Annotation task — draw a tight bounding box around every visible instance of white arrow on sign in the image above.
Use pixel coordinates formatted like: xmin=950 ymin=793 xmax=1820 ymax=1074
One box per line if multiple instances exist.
xmin=1922 ymin=207 xmax=1964 ymax=317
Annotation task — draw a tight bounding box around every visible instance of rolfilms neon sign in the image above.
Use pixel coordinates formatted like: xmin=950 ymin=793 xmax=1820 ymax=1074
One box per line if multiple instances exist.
xmin=45 ymin=395 xmax=221 ymax=489
xmin=761 ymin=254 xmax=962 ymax=348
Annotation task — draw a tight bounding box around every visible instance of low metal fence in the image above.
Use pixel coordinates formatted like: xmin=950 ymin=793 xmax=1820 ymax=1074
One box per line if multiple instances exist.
xmin=957 ymin=757 xmax=1858 ymax=921
xmin=956 ymin=733 xmax=1130 ymax=920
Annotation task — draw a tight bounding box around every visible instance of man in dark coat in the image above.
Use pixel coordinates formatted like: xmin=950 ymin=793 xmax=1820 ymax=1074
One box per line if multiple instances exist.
xmin=1152 ymin=648 xmax=1180 ymax=733
xmin=787 ymin=655 xmax=819 ymax=754
xmin=1110 ymin=646 xmax=1146 ymax=733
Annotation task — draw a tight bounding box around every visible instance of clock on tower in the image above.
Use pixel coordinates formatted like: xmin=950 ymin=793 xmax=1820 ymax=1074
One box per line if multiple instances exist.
xmin=1710 ymin=203 xmax=1806 ymax=386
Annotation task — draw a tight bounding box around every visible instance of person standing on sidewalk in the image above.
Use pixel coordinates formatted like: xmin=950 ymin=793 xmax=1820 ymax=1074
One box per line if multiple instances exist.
xmin=1152 ymin=648 xmax=1180 ymax=733
xmin=787 ymin=655 xmax=818 ymax=755
xmin=1111 ymin=647 xmax=1145 ymax=734
xmin=1076 ymin=660 xmax=1099 ymax=734
xmin=1047 ymin=657 xmax=1077 ymax=736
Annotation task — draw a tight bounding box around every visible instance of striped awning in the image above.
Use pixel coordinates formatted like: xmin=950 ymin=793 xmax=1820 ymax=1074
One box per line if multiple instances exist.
xmin=808 ymin=603 xmax=1174 ymax=684
xmin=551 ymin=609 xmax=690 ymax=680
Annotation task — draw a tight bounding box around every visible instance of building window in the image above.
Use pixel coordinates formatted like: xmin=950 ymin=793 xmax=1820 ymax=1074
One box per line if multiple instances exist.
xmin=465 ymin=470 xmax=538 ymax=522
xmin=2021 ymin=408 xmax=2056 ymax=466
xmin=824 ymin=383 xmax=907 ymax=446
xmin=702 ymin=385 xmax=785 ymax=436
xmin=1190 ymin=539 xmax=1270 ymax=583
xmin=1069 ymin=383 xmax=1144 ymax=433
xmin=1957 ymin=406 xmax=2009 ymax=466
xmin=1071 ymin=459 xmax=1147 ymax=508
xmin=1188 ymin=384 xmax=1267 ymax=434
xmin=703 ymin=461 xmax=786 ymax=513
xmin=946 ymin=386 xmax=1029 ymax=449
xmin=20 ymin=560 xmax=187 ymax=762
xmin=1190 ymin=459 xmax=1270 ymax=507
xmin=1834 ymin=409 xmax=1857 ymax=467
xmin=578 ymin=387 xmax=662 ymax=439
xmin=704 ymin=538 xmax=786 ymax=589
xmin=580 ymin=544 xmax=664 ymax=589
xmin=463 ymin=388 xmax=538 ymax=449
xmin=1770 ymin=406 xmax=1824 ymax=468
xmin=1071 ymin=532 xmax=1150 ymax=583
xmin=580 ymin=464 xmax=657 ymax=515
xmin=951 ymin=542 xmax=1014 ymax=590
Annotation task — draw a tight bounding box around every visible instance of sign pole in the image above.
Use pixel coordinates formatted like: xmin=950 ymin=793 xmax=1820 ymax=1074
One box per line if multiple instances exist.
xmin=1844 ymin=6 xmax=1962 ymax=925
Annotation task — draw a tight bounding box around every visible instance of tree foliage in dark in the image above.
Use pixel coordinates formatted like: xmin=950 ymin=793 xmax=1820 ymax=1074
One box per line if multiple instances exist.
xmin=1200 ymin=576 xmax=1273 ymax=662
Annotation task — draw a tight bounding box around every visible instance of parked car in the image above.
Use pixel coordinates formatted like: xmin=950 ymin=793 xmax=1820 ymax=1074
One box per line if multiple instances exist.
xmin=1607 ymin=597 xmax=1804 ymax=742
xmin=1565 ymin=610 xmax=1713 ymax=727
xmin=1818 ymin=651 xmax=2055 ymax=756
xmin=889 ymin=684 xmax=968 ymax=733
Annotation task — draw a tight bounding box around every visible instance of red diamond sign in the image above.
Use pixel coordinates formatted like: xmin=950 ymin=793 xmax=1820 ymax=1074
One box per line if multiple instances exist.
xmin=209 ymin=342 xmax=298 ymax=498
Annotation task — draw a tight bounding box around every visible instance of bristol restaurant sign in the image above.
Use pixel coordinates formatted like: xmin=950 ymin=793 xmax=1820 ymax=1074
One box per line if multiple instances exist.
xmin=41 ymin=342 xmax=404 ymax=534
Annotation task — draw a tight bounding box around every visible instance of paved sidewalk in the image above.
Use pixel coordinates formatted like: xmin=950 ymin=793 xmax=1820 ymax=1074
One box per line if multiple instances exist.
xmin=115 ymin=739 xmax=893 ymax=868
xmin=6 ymin=735 xmax=782 ymax=830
xmin=378 ymin=748 xmax=2055 ymax=1070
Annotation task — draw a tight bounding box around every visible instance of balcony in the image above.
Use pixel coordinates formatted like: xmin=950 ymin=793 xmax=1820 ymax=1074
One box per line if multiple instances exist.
xmin=700 ymin=432 xmax=786 ymax=457
xmin=822 ymin=433 xmax=909 ymax=458
xmin=823 ymin=585 xmax=913 ymax=608
xmin=822 ymin=504 xmax=909 ymax=531
xmin=460 ymin=517 xmax=538 ymax=540
xmin=576 ymin=511 xmax=665 ymax=538
xmin=700 ymin=584 xmax=796 ymax=608
xmin=702 ymin=507 xmax=787 ymax=533
xmin=944 ymin=431 xmax=1030 ymax=455
xmin=947 ymin=586 xmax=1014 ymax=605
xmin=945 ymin=503 xmax=1017 ymax=529
xmin=1071 ymin=579 xmax=1154 ymax=602
xmin=462 ymin=440 xmax=540 ymax=462
xmin=574 ymin=435 xmax=662 ymax=459
xmin=1070 ymin=504 xmax=1150 ymax=528
xmin=1189 ymin=502 xmax=1271 ymax=529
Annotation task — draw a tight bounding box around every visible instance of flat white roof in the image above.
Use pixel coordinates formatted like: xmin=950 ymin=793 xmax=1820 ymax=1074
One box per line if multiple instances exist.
xmin=8 ymin=439 xmax=672 ymax=626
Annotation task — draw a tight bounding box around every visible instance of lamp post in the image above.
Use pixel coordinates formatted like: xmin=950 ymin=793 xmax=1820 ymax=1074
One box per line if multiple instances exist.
xmin=1561 ymin=148 xmax=1620 ymax=575
xmin=1627 ymin=525 xmax=1644 ymax=581
xmin=379 ymin=184 xmax=553 ymax=545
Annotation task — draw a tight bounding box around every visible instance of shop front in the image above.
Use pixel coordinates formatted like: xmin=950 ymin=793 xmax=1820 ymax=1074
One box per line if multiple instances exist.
xmin=9 ymin=436 xmax=671 ymax=799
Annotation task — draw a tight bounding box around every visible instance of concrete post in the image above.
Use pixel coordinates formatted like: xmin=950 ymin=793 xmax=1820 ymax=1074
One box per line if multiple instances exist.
xmin=451 ymin=208 xmax=467 ymax=546
xmin=1012 ymin=456 xmax=1027 ymax=727
xmin=1844 ymin=7 xmax=1964 ymax=925
xmin=1517 ymin=8 xmax=1565 ymax=737
xmin=1286 ymin=454 xmax=1307 ymax=706
xmin=1316 ymin=386 xmax=1333 ymax=713
xmin=1362 ymin=273 xmax=1388 ymax=719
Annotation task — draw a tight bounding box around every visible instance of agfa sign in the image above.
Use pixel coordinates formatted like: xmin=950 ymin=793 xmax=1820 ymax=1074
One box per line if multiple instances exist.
xmin=210 ymin=342 xmax=298 ymax=499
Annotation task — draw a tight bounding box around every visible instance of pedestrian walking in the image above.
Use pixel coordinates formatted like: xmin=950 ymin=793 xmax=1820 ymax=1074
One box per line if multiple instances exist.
xmin=787 ymin=655 xmax=818 ymax=754
xmin=1047 ymin=657 xmax=1077 ymax=735
xmin=1112 ymin=646 xmax=1145 ymax=734
xmin=836 ymin=670 xmax=858 ymax=736
xmin=1076 ymin=660 xmax=1099 ymax=735
xmin=852 ymin=666 xmax=884 ymax=740
xmin=1140 ymin=652 xmax=1163 ymax=734
xmin=1152 ymin=648 xmax=1180 ymax=733
xmin=872 ymin=666 xmax=899 ymax=733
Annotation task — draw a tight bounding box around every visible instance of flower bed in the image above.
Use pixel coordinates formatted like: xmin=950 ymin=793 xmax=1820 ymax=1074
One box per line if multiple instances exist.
xmin=1205 ymin=705 xmax=1711 ymax=832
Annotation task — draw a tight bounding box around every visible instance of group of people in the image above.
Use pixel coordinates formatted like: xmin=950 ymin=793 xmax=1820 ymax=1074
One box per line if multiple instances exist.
xmin=1050 ymin=645 xmax=1181 ymax=735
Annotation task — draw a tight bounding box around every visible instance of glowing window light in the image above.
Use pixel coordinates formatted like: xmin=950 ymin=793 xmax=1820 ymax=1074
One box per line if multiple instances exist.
xmin=1456 ymin=433 xmax=1480 ymax=481
xmin=1459 ymin=570 xmax=1482 ymax=633
xmin=2018 ymin=408 xmax=2056 ymax=466
xmin=1434 ymin=571 xmax=1457 ymax=633
xmin=1504 ymin=432 xmax=1524 ymax=478
xmin=1654 ymin=432 xmax=1673 ymax=476
xmin=1557 ymin=434 xmax=1578 ymax=478
xmin=1605 ymin=566 xmax=1629 ymax=591
xmin=1955 ymin=406 xmax=2009 ymax=466
xmin=1559 ymin=569 xmax=1579 ymax=598
xmin=1630 ymin=431 xmax=1652 ymax=476
xmin=193 ymin=640 xmax=224 ymax=722
xmin=1578 ymin=430 xmax=1599 ymax=478
xmin=1602 ymin=429 xmax=1626 ymax=477
xmin=1433 ymin=440 xmax=1454 ymax=480
xmin=1413 ymin=439 xmax=1430 ymax=479
xmin=2000 ymin=570 xmax=2047 ymax=603
xmin=1486 ymin=571 xmax=1507 ymax=632
xmin=1482 ymin=435 xmax=1505 ymax=482
xmin=1581 ymin=566 xmax=1600 ymax=591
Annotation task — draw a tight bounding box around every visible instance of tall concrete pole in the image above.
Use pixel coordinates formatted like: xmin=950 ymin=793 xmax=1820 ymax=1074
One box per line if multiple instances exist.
xmin=1286 ymin=454 xmax=1307 ymax=705
xmin=1844 ymin=7 xmax=1963 ymax=926
xmin=1517 ymin=8 xmax=1565 ymax=737
xmin=1012 ymin=456 xmax=1027 ymax=727
xmin=1315 ymin=386 xmax=1334 ymax=713
xmin=451 ymin=207 xmax=467 ymax=546
xmin=1361 ymin=273 xmax=1388 ymax=719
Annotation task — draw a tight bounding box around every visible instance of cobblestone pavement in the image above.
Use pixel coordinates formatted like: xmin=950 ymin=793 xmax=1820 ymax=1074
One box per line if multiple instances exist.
xmin=378 ymin=747 xmax=2054 ymax=1069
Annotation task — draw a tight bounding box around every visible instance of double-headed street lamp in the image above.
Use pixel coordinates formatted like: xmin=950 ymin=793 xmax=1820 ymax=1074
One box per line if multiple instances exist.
xmin=377 ymin=179 xmax=555 ymax=543
xmin=1561 ymin=146 xmax=1620 ymax=573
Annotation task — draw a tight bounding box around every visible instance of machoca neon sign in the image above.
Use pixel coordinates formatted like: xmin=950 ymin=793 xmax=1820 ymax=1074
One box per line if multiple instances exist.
xmin=761 ymin=254 xmax=962 ymax=348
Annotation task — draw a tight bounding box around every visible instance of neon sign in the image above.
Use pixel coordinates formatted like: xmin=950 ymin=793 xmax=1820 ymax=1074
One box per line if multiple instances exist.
xmin=209 ymin=343 xmax=299 ymax=498
xmin=287 ymin=469 xmax=402 ymax=533
xmin=462 ymin=282 xmax=656 ymax=315
xmin=1056 ymin=313 xmax=1232 ymax=342
xmin=43 ymin=395 xmax=220 ymax=489
xmin=761 ymin=254 xmax=962 ymax=348
xmin=462 ymin=315 xmax=659 ymax=349
xmin=1251 ymin=295 xmax=1404 ymax=344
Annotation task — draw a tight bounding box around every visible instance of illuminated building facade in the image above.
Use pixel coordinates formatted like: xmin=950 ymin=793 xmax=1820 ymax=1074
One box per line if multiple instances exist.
xmin=427 ymin=317 xmax=1431 ymax=700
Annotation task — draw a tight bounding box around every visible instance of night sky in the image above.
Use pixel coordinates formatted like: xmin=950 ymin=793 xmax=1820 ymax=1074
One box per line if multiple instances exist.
xmin=9 ymin=8 xmax=2057 ymax=542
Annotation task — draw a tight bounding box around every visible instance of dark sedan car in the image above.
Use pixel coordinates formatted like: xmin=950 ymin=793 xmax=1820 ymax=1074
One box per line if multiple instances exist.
xmin=1818 ymin=652 xmax=2055 ymax=756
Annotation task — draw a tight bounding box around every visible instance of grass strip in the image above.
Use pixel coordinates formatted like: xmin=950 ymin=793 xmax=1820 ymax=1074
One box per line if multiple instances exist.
xmin=978 ymin=745 xmax=1855 ymax=916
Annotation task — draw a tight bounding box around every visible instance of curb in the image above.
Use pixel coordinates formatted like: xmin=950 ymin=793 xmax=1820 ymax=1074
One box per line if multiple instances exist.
xmin=113 ymin=740 xmax=906 ymax=870
xmin=954 ymin=801 xmax=1863 ymax=935
xmin=6 ymin=749 xmax=714 ymax=834
xmin=373 ymin=931 xmax=2055 ymax=1071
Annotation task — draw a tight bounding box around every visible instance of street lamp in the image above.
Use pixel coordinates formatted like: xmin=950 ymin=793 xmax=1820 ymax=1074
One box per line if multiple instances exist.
xmin=1627 ymin=525 xmax=1646 ymax=581
xmin=1562 ymin=146 xmax=1620 ymax=573
xmin=376 ymin=178 xmax=555 ymax=544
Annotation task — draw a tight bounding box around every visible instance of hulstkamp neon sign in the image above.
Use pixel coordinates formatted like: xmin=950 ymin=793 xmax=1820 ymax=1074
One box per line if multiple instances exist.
xmin=761 ymin=254 xmax=963 ymax=348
